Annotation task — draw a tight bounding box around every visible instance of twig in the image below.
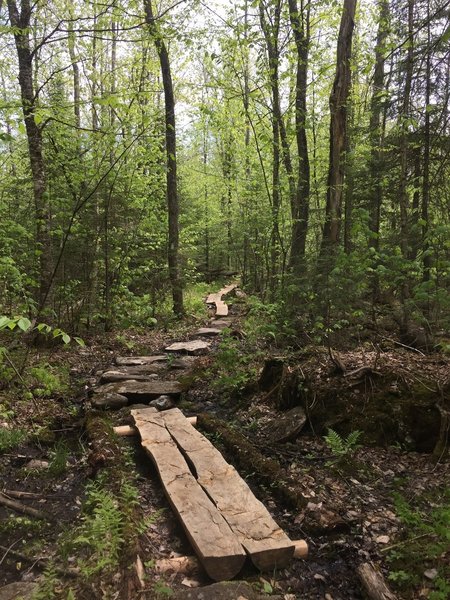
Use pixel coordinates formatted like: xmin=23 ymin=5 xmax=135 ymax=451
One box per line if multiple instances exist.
xmin=377 ymin=335 xmax=426 ymax=356
xmin=380 ymin=532 xmax=433 ymax=552
xmin=0 ymin=492 xmax=52 ymax=521
xmin=0 ymin=538 xmax=23 ymax=566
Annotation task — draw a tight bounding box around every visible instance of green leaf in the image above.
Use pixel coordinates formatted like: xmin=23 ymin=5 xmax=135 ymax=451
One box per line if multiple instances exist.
xmin=17 ymin=317 xmax=31 ymax=331
xmin=62 ymin=333 xmax=71 ymax=344
xmin=74 ymin=337 xmax=85 ymax=347
xmin=0 ymin=316 xmax=11 ymax=329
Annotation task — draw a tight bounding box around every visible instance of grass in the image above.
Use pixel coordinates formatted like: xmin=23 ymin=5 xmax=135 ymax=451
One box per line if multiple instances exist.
xmin=0 ymin=427 xmax=26 ymax=451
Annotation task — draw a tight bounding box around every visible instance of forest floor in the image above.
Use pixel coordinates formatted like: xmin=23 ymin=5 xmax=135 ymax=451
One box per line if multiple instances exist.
xmin=0 ymin=289 xmax=449 ymax=600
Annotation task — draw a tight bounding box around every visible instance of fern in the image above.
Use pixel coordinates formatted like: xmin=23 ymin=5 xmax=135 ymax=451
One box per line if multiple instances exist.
xmin=324 ymin=428 xmax=362 ymax=456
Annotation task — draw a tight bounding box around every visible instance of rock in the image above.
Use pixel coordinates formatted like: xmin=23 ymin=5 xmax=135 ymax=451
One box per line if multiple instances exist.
xmin=149 ymin=395 xmax=175 ymax=411
xmin=25 ymin=459 xmax=49 ymax=470
xmin=424 ymin=568 xmax=438 ymax=580
xmin=194 ymin=328 xmax=222 ymax=337
xmin=0 ymin=582 xmax=38 ymax=600
xmin=100 ymin=370 xmax=160 ymax=383
xmin=210 ymin=319 xmax=233 ymax=330
xmin=173 ymin=581 xmax=282 ymax=600
xmin=93 ymin=381 xmax=182 ymax=401
xmin=91 ymin=392 xmax=128 ymax=409
xmin=165 ymin=340 xmax=210 ymax=355
xmin=115 ymin=355 xmax=167 ymax=366
xmin=168 ymin=357 xmax=198 ymax=369
xmin=375 ymin=535 xmax=390 ymax=544
xmin=265 ymin=406 xmax=307 ymax=443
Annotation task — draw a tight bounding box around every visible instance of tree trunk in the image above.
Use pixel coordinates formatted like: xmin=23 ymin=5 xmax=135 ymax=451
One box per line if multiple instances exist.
xmin=143 ymin=0 xmax=184 ymax=316
xmin=288 ymin=0 xmax=310 ymax=275
xmin=422 ymin=4 xmax=431 ymax=286
xmin=259 ymin=0 xmax=282 ymax=291
xmin=7 ymin=0 xmax=53 ymax=312
xmin=319 ymin=0 xmax=357 ymax=258
xmin=398 ymin=0 xmax=415 ymax=261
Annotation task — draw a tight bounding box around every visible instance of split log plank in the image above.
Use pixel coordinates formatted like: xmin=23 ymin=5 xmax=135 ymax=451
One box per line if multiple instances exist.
xmin=131 ymin=408 xmax=246 ymax=581
xmin=115 ymin=355 xmax=167 ymax=366
xmin=93 ymin=381 xmax=182 ymax=400
xmin=159 ymin=408 xmax=295 ymax=571
xmin=206 ymin=283 xmax=238 ymax=318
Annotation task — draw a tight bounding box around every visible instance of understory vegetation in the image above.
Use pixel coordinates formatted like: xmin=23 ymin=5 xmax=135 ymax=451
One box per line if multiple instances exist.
xmin=1 ymin=0 xmax=449 ymax=597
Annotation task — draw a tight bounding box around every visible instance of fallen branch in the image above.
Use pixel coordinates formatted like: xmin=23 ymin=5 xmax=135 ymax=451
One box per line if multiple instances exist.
xmin=357 ymin=562 xmax=397 ymax=600
xmin=0 ymin=544 xmax=79 ymax=578
xmin=0 ymin=492 xmax=51 ymax=521
xmin=344 ymin=366 xmax=381 ymax=379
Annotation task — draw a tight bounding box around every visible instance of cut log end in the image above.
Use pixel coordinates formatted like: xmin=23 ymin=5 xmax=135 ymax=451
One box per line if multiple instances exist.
xmin=293 ymin=539 xmax=308 ymax=559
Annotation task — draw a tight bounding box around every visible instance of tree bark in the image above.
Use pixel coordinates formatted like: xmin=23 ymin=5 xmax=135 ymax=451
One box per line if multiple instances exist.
xmin=288 ymin=0 xmax=310 ymax=275
xmin=368 ymin=0 xmax=389 ymax=303
xmin=398 ymin=0 xmax=415 ymax=261
xmin=7 ymin=0 xmax=53 ymax=311
xmin=259 ymin=0 xmax=282 ymax=290
xmin=143 ymin=0 xmax=184 ymax=316
xmin=320 ymin=0 xmax=357 ymax=258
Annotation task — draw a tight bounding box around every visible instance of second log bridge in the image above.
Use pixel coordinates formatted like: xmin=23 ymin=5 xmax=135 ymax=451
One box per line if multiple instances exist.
xmin=206 ymin=282 xmax=238 ymax=318
xmin=132 ymin=407 xmax=303 ymax=581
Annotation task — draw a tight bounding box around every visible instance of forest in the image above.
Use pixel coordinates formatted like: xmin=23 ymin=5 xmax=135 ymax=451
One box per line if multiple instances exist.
xmin=0 ymin=0 xmax=449 ymax=599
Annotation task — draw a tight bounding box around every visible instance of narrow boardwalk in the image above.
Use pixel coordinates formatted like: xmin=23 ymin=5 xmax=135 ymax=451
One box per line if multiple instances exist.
xmin=90 ymin=283 xmax=306 ymax=583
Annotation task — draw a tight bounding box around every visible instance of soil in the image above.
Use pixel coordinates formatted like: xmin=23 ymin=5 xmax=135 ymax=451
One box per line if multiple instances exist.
xmin=0 ymin=298 xmax=449 ymax=599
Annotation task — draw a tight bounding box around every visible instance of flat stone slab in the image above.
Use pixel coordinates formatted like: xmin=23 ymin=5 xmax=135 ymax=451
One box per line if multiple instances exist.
xmin=93 ymin=381 xmax=182 ymax=401
xmin=100 ymin=370 xmax=159 ymax=384
xmin=165 ymin=340 xmax=210 ymax=355
xmin=194 ymin=328 xmax=222 ymax=337
xmin=210 ymin=320 xmax=233 ymax=329
xmin=115 ymin=355 xmax=167 ymax=366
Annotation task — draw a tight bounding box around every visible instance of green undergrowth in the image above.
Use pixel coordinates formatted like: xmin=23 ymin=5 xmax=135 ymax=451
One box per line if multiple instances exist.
xmin=386 ymin=488 xmax=450 ymax=599
xmin=29 ymin=416 xmax=164 ymax=599
xmin=0 ymin=426 xmax=27 ymax=451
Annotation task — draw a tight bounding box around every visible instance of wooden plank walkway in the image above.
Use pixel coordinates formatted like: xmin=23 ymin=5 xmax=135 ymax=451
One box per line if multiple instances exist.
xmin=132 ymin=408 xmax=246 ymax=581
xmin=206 ymin=283 xmax=238 ymax=318
xmin=131 ymin=407 xmax=295 ymax=580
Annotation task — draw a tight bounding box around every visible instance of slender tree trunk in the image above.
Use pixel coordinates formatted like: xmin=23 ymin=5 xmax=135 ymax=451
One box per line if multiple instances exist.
xmin=368 ymin=0 xmax=389 ymax=256
xmin=143 ymin=0 xmax=183 ymax=315
xmin=259 ymin=0 xmax=283 ymax=290
xmin=422 ymin=4 xmax=431 ymax=285
xmin=319 ymin=0 xmax=357 ymax=258
xmin=398 ymin=0 xmax=415 ymax=261
xmin=7 ymin=0 xmax=53 ymax=312
xmin=288 ymin=0 xmax=310 ymax=275
xmin=67 ymin=19 xmax=81 ymax=130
